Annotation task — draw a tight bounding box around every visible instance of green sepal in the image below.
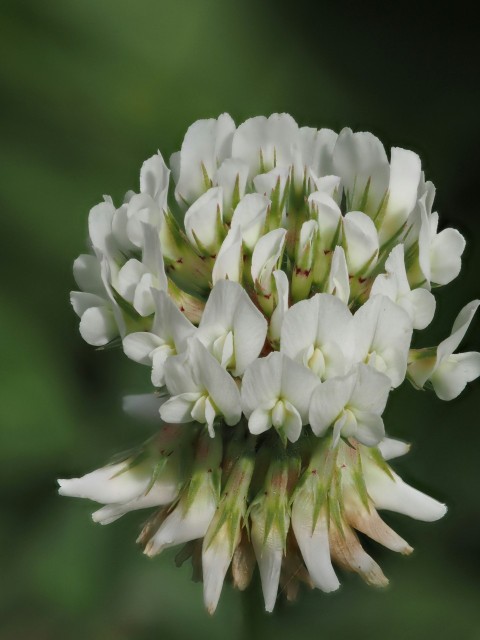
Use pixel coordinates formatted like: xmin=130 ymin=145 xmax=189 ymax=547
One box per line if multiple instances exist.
xmin=204 ymin=446 xmax=255 ymax=555
xmin=372 ymin=189 xmax=390 ymax=229
xmin=369 ymin=447 xmax=394 ymax=480
xmin=201 ymin=162 xmax=213 ymax=191
xmin=229 ymin=173 xmax=242 ymax=218
xmin=357 ymin=177 xmax=371 ymax=213
xmin=259 ymin=149 xmax=266 ymax=174
xmin=327 ymin=467 xmax=345 ymax=537
xmin=266 ymin=173 xmax=291 ymax=232
xmin=111 ymin=286 xmax=144 ymax=324
xmin=95 ymin=336 xmax=123 ymax=351
xmin=373 ymin=221 xmax=409 ymax=274
xmin=352 ymin=450 xmax=370 ymax=512
xmin=183 ymin=430 xmax=223 ymax=514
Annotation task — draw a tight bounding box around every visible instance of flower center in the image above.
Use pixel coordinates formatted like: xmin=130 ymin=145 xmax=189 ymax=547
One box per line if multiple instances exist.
xmin=212 ymin=331 xmax=235 ymax=370
xmin=306 ymin=346 xmax=326 ymax=379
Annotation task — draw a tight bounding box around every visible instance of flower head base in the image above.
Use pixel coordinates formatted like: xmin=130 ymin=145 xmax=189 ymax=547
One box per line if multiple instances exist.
xmin=62 ymin=113 xmax=478 ymax=612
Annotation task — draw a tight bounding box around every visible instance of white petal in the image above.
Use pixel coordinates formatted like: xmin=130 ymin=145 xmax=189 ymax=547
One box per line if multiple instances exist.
xmin=350 ymin=363 xmax=391 ymax=415
xmin=146 ymin=487 xmax=217 ymax=555
xmin=269 ymin=270 xmax=289 ymax=343
xmin=198 ymin=280 xmax=267 ymax=376
xmin=175 ymin=114 xmax=235 ymax=204
xmin=70 ymin=291 xmax=105 ymax=317
xmin=133 ymin=273 xmax=156 ymax=316
xmin=327 ymin=246 xmax=350 ymax=304
xmin=365 ymin=465 xmax=447 ymax=522
xmin=231 ymin=303 xmax=267 ymax=377
xmin=332 ymin=128 xmax=389 ymax=214
xmin=343 ymin=211 xmax=379 ymax=275
xmin=329 ymin=523 xmax=388 ymax=587
xmin=380 ymin=147 xmax=421 ymax=243
xmin=141 ymin=222 xmax=168 ymax=290
xmin=430 ymin=228 xmax=465 ymax=286
xmin=405 ymin=287 xmax=436 ymax=330
xmin=352 ymin=410 xmax=385 ymax=447
xmin=151 ymin=347 xmax=174 ymax=387
xmin=191 ymin=339 xmax=242 ymax=426
xmin=88 ymin=201 xmax=117 ymax=258
xmin=280 ymin=298 xmax=318 ymax=361
xmin=152 ymin=289 xmax=196 ymax=351
xmin=232 ymin=113 xmax=298 ymax=179
xmin=160 ymin=392 xmax=200 ymax=423
xmin=212 ymin=226 xmax=243 ymax=285
xmin=184 ymin=187 xmax=223 ymax=254
xmin=58 ymin=463 xmax=148 ymax=504
xmin=73 ymin=254 xmax=104 ymax=294
xmin=309 ymin=371 xmax=356 ymax=436
xmin=253 ymin=166 xmax=290 ymax=199
xmin=251 ymin=516 xmax=284 ymax=612
xmin=353 ymin=295 xmax=413 ymax=388
xmin=371 ymin=244 xmax=409 ymax=301
xmin=123 ymin=332 xmax=163 ymax=364
xmin=112 ymin=203 xmax=134 ymax=252
xmin=436 ymin=300 xmax=480 ymax=364
xmin=230 ymin=193 xmax=270 ymax=252
xmin=151 ymin=349 xmax=172 ymax=387
xmin=309 ymin=174 xmax=341 ymax=198
xmin=292 ymin=503 xmax=339 ymax=592
xmin=281 ymin=293 xmax=353 ymax=379
xmin=344 ymin=500 xmax=412 ymax=554
xmin=92 ymin=481 xmax=178 ymax=524
xmin=282 ymin=400 xmax=303 ymax=442
xmin=140 ymin=152 xmax=170 ymax=206
xmin=370 ymin=273 xmax=397 ymax=301
xmin=308 ymin=191 xmax=342 ymax=249
xmin=413 ymin=199 xmax=432 ymax=285
xmin=215 ymin=158 xmax=249 ymax=214
xmin=98 ymin=257 xmax=125 ymax=333
xmin=202 ymin=531 xmax=232 ymax=615
xmin=431 ymin=352 xmax=480 ymax=401
xmin=125 ymin=194 xmax=163 ymax=248
xmin=248 ymin=408 xmax=273 ymax=435
xmin=292 ymin=126 xmax=337 ymax=188
xmin=79 ymin=305 xmax=117 ymax=346
xmin=241 ymin=352 xmax=283 ymax=417
xmin=251 ymin=228 xmax=287 ymax=294
xmin=377 ymin=437 xmax=411 ymax=460
xmin=117 ymin=259 xmax=147 ymax=303
xmin=296 ymin=219 xmax=318 ymax=263
xmin=280 ymin=357 xmax=320 ymax=423
xmin=163 ymin=350 xmax=199 ymax=396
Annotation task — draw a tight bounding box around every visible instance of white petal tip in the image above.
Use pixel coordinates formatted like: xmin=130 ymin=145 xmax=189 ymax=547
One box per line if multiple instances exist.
xmin=368 ymin=571 xmax=389 ymax=589
xmin=378 ymin=438 xmax=411 ymax=460
xmin=314 ymin=577 xmax=341 ymax=593
xmin=143 ymin=542 xmax=163 ymax=557
xmin=57 ymin=478 xmax=78 ymax=497
xmin=264 ymin=601 xmax=275 ymax=613
xmin=206 ymin=602 xmax=218 ymax=616
xmin=428 ymin=502 xmax=448 ymax=522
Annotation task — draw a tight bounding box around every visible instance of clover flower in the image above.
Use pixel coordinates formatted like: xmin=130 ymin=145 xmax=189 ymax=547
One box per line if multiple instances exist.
xmin=61 ymin=113 xmax=479 ymax=613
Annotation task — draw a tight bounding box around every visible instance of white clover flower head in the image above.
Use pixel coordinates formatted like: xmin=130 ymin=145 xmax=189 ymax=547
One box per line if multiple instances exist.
xmin=62 ymin=113 xmax=479 ymax=613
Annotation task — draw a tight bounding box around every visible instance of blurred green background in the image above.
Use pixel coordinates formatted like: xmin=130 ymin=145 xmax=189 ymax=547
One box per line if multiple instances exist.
xmin=1 ymin=1 xmax=479 ymax=638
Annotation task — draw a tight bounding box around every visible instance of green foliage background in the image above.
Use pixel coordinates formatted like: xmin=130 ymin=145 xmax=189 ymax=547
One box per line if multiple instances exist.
xmin=1 ymin=1 xmax=479 ymax=638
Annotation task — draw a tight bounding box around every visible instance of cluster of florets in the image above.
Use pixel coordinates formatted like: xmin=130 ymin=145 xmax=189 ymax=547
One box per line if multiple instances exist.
xmin=61 ymin=114 xmax=479 ymax=613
